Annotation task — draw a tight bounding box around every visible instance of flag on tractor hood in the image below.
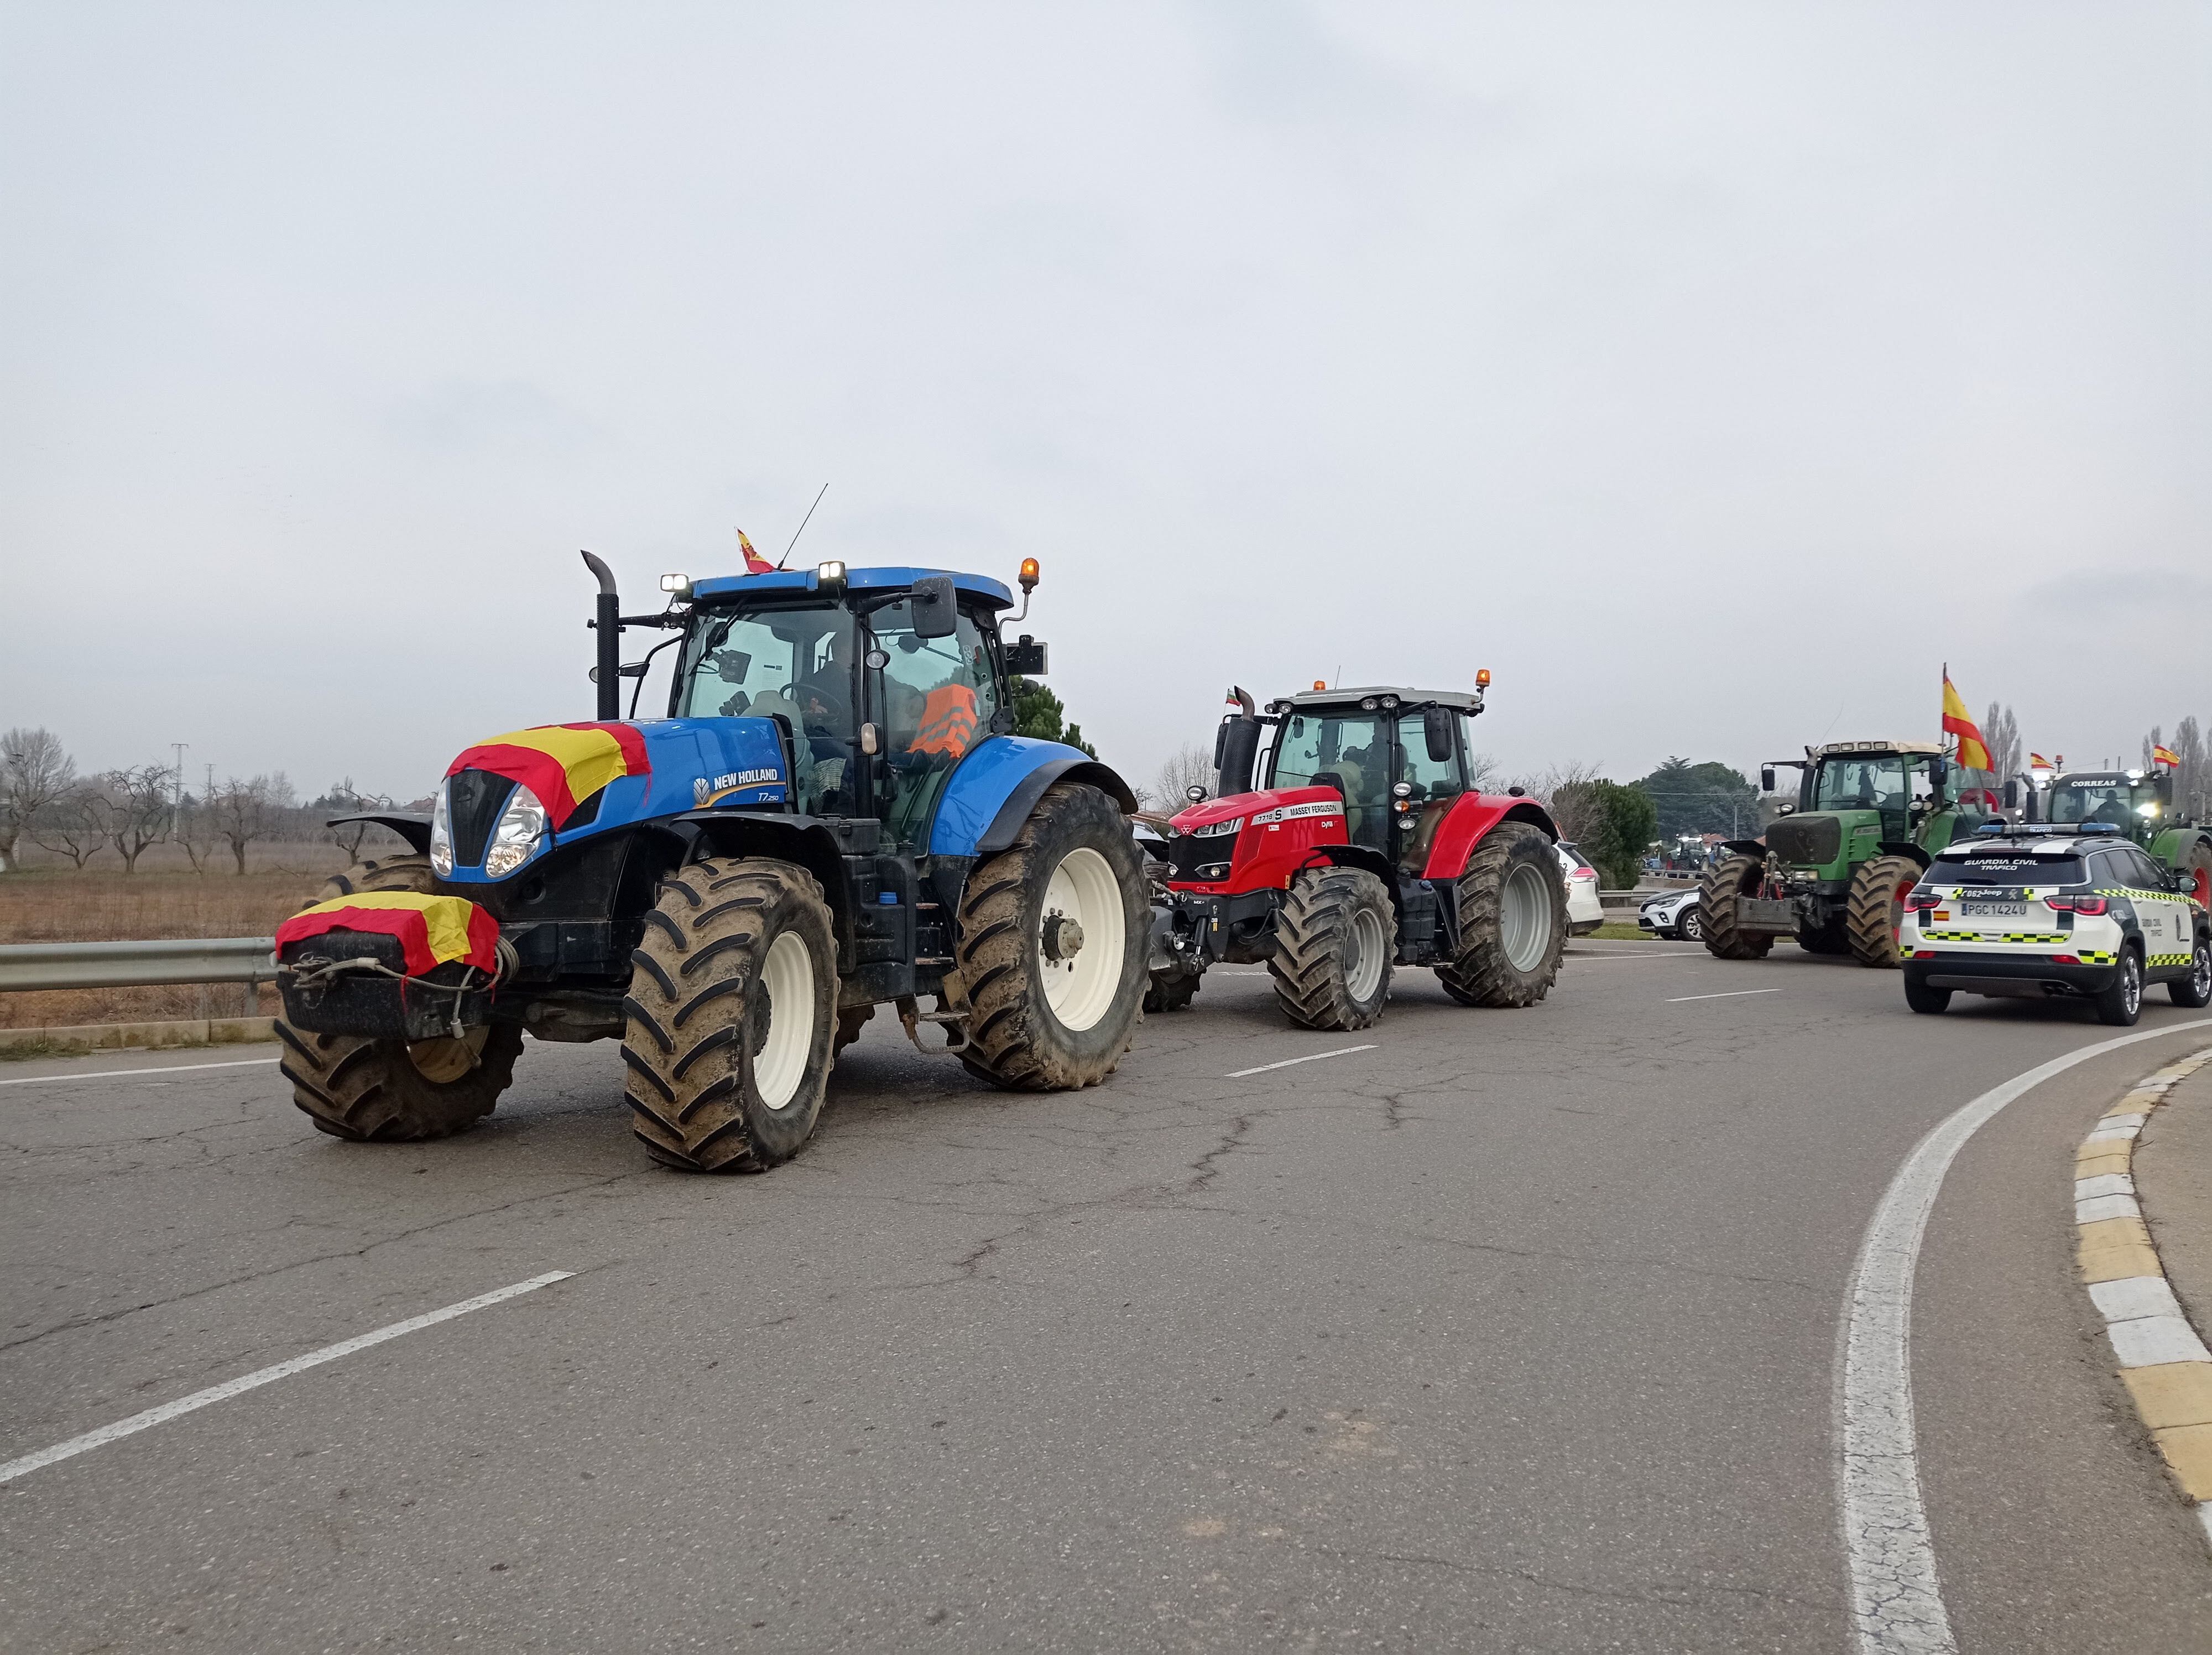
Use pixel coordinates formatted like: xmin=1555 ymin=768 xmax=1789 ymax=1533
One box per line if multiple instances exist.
xmin=2154 ymin=745 xmax=2181 ymax=768
xmin=1940 ymin=670 xmax=1991 ymax=772
xmin=446 ymin=722 xmax=650 ymax=828
xmin=276 ymin=892 xmax=500 ymax=977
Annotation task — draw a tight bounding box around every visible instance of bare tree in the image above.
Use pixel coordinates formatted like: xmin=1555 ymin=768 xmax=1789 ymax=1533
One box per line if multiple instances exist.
xmin=85 ymin=764 xmax=178 ymax=873
xmin=320 ymin=777 xmax=398 ymax=861
xmin=0 ymin=726 xmax=76 ymax=873
xmin=1509 ymin=761 xmax=1603 ymax=842
xmin=2175 ymin=716 xmax=2206 ymax=823
xmin=28 ymin=784 xmax=107 ymax=868
xmin=176 ymin=795 xmax=222 ymax=873
xmin=1154 ymin=742 xmax=1219 ymax=804
xmin=1980 ymin=702 xmax=2021 ymax=786
xmin=210 ymin=774 xmax=291 ymax=874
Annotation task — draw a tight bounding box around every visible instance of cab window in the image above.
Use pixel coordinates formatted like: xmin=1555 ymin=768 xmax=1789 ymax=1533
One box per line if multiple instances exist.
xmin=1270 ymin=712 xmax=1388 ymax=851
xmin=867 ymin=598 xmax=1002 ymax=846
xmin=1393 ymin=709 xmax=1465 ymax=870
xmin=1814 ymin=757 xmax=1906 ymax=813
xmin=675 ymin=602 xmax=859 ymax=815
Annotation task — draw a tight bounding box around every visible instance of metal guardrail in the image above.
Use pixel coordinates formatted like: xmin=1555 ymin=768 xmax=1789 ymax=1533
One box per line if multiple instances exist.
xmin=0 ymin=938 xmax=277 ymax=993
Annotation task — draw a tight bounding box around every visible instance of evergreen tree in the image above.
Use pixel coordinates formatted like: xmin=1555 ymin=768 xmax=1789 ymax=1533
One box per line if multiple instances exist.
xmin=1008 ymin=676 xmax=1097 ymax=758
xmin=1634 ymin=756 xmax=1757 ymax=840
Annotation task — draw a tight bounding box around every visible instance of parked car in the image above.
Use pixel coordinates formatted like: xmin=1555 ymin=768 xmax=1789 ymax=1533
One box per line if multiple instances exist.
xmin=1557 ymin=841 xmax=1604 ymax=936
xmin=1639 ymin=886 xmax=1702 ymax=941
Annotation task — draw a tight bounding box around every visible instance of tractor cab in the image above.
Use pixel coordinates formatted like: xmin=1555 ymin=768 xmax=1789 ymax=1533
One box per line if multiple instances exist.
xmin=1261 ymin=688 xmax=1481 ymax=872
xmin=667 ymin=564 xmax=1045 ymax=846
xmin=2036 ymin=770 xmax=2171 ymax=847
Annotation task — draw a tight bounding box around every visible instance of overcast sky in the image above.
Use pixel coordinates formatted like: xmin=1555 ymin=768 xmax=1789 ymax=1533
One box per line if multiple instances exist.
xmin=4 ymin=2 xmax=2207 ymax=804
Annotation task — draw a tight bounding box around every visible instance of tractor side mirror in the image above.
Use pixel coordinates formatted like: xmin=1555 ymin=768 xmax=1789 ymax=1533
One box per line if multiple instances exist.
xmin=2004 ymin=778 xmax=2020 ymax=810
xmin=1423 ymin=705 xmax=1453 ymax=764
xmin=910 ymin=575 xmax=958 ymax=639
xmin=1928 ymin=758 xmax=1948 ymax=790
xmin=1003 ymin=634 xmax=1048 ymax=676
xmin=1761 ymin=765 xmax=1776 ymax=793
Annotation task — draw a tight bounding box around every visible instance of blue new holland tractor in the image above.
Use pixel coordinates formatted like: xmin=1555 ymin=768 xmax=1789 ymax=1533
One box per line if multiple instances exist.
xmin=274 ymin=552 xmax=1149 ymax=1172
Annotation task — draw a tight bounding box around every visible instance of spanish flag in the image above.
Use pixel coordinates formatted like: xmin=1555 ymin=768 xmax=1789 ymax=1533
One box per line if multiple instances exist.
xmin=277 ymin=892 xmax=500 ymax=977
xmin=739 ymin=529 xmax=775 ymax=575
xmin=446 ymin=722 xmax=650 ymax=828
xmin=1940 ymin=669 xmax=1991 ymax=772
xmin=2030 ymin=752 xmax=2052 ymax=769
xmin=2154 ymin=745 xmax=2181 ymax=769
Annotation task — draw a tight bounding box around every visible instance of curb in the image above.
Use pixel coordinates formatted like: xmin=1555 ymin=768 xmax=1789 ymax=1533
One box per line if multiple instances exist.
xmin=2074 ymin=1044 xmax=2212 ymax=1548
xmin=0 ymin=1017 xmax=276 ymax=1060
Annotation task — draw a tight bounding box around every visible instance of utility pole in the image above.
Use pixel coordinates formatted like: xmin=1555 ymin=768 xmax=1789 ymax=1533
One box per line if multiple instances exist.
xmin=171 ymin=742 xmax=188 ymax=835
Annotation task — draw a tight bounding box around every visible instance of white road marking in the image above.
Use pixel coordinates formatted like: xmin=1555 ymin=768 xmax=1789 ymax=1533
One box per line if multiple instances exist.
xmin=2075 ymin=1192 xmax=2142 ymax=1224
xmin=0 ymin=1271 xmax=574 ymax=1485
xmin=2087 ymin=1275 xmax=2180 ymax=1323
xmin=2108 ymin=1315 xmax=2211 ymax=1368
xmin=0 ymin=1057 xmax=277 ymax=1088
xmin=1837 ymin=1017 xmax=2212 ymax=1654
xmin=1564 ymin=953 xmax=1702 ymax=962
xmin=2073 ymin=1173 xmax=2136 ymax=1200
xmin=1228 ymin=1044 xmax=1376 ymax=1079
xmin=1665 ymin=988 xmax=1783 ymax=1003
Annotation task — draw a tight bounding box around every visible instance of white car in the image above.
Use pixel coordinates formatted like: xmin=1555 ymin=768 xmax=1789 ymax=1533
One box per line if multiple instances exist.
xmin=1557 ymin=841 xmax=1604 ymax=935
xmin=1638 ymin=886 xmax=1702 ymax=941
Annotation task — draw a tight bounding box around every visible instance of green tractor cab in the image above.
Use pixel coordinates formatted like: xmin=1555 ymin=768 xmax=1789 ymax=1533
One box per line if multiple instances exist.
xmin=2033 ymin=768 xmax=2212 ymax=909
xmin=1700 ymin=739 xmax=1994 ymax=966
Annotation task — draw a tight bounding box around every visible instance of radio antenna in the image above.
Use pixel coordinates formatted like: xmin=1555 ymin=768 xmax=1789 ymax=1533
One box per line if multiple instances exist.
xmin=776 ymin=483 xmax=830 ymax=569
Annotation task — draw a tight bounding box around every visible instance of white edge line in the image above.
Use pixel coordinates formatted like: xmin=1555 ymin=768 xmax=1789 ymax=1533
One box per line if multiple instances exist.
xmin=0 ymin=1057 xmax=278 ymax=1087
xmin=1836 ymin=1018 xmax=2212 ymax=1654
xmin=1228 ymin=1044 xmax=1377 ymax=1079
xmin=1666 ymin=988 xmax=1785 ymax=1003
xmin=0 ymin=1271 xmax=575 ymax=1484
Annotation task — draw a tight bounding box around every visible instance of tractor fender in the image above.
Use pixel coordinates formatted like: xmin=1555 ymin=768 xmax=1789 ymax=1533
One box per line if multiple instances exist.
xmin=931 ymin=736 xmax=1139 ymax=858
xmin=327 ymin=811 xmax=432 ymax=856
xmin=1420 ymin=793 xmax=1560 ymax=881
xmin=1718 ymin=839 xmax=1768 ymax=862
xmin=1875 ymin=841 xmax=1932 ymax=869
xmin=672 ymin=810 xmax=857 ymax=957
xmin=1295 ymin=844 xmax=1404 ymax=922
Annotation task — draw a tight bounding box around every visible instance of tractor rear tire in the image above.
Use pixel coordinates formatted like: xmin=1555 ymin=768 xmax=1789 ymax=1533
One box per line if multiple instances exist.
xmin=1269 ymin=866 xmax=1395 ymax=1030
xmin=1699 ymin=853 xmax=1774 ymax=960
xmin=1145 ymin=971 xmax=1199 ymax=1014
xmin=954 ymin=782 xmax=1149 ymax=1091
xmin=1846 ymin=855 xmax=1919 ymax=970
xmin=1796 ymin=914 xmax=1850 ymax=955
xmin=275 ymin=853 xmax=523 ymax=1142
xmin=2173 ymin=837 xmax=2212 ymax=913
xmin=1434 ymin=823 xmax=1568 ymax=1007
xmin=623 ymin=857 xmax=838 ymax=1173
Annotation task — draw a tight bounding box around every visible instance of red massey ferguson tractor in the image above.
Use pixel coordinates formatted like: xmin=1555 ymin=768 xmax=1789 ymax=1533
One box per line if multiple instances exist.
xmin=1144 ymin=683 xmax=1568 ymax=1029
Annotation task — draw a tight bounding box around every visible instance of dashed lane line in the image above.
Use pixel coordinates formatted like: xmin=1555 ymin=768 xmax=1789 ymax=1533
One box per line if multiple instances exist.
xmin=1666 ymin=988 xmax=1783 ymax=1003
xmin=1228 ymin=1044 xmax=1376 ymax=1079
xmin=0 ymin=1057 xmax=279 ymax=1087
xmin=1837 ymin=1018 xmax=2212 ymax=1654
xmin=0 ymin=1271 xmax=575 ymax=1485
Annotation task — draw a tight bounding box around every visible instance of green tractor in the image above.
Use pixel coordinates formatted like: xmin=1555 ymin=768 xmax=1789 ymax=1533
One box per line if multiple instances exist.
xmin=1700 ymin=739 xmax=1992 ymax=966
xmin=2030 ymin=767 xmax=2212 ymax=909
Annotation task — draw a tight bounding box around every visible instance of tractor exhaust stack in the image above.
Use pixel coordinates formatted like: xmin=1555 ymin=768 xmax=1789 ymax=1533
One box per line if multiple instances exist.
xmin=581 ymin=550 xmax=621 ymax=722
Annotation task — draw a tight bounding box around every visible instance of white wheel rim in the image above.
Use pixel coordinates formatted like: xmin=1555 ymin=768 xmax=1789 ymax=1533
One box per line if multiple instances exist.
xmin=1500 ymin=861 xmax=1552 ymax=972
xmin=1347 ymin=902 xmax=1389 ymax=1001
xmin=755 ymin=929 xmax=815 ymax=1110
xmin=1040 ymin=846 xmax=1125 ymax=1033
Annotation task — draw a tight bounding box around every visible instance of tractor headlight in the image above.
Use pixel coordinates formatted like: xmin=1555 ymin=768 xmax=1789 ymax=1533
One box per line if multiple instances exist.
xmin=483 ymin=784 xmax=549 ymax=877
xmin=1191 ymin=816 xmax=1244 ymax=838
xmin=429 ymin=785 xmax=455 ymax=877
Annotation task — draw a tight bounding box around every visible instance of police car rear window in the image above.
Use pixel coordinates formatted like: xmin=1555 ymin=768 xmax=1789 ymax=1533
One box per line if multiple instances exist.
xmin=1924 ymin=853 xmax=2084 ymax=886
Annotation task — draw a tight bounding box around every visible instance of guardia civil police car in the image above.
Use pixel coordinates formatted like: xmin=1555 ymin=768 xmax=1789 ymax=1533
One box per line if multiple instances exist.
xmin=1898 ymin=823 xmax=2211 ymax=1025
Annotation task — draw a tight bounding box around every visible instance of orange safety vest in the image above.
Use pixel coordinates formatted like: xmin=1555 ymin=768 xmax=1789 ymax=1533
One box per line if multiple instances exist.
xmin=909 ymin=685 xmax=979 ymax=757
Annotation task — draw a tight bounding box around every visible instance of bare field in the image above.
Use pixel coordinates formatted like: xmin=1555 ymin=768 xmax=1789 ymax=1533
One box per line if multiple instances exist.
xmin=0 ymin=851 xmax=364 ymax=1029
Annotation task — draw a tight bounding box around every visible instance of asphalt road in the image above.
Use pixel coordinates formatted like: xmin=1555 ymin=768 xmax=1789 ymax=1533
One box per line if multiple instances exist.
xmin=6 ymin=943 xmax=2212 ymax=1652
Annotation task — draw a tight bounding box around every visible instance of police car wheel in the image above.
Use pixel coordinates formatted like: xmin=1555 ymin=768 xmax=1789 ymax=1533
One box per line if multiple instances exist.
xmin=2172 ymin=938 xmax=2212 ymax=1011
xmin=2094 ymin=948 xmax=2143 ymax=1028
xmin=1903 ymin=979 xmax=1950 ymax=1015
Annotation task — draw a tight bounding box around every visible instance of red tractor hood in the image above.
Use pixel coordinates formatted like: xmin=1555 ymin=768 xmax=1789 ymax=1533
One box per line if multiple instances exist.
xmin=1168 ymin=786 xmax=1340 ymax=834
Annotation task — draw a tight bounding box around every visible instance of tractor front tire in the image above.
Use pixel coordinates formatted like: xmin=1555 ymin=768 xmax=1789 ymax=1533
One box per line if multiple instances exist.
xmin=1796 ymin=914 xmax=1850 ymax=955
xmin=275 ymin=853 xmax=523 ymax=1141
xmin=623 ymin=857 xmax=838 ymax=1173
xmin=955 ymin=782 xmax=1149 ymax=1091
xmin=1269 ymin=866 xmax=1395 ymax=1030
xmin=1434 ymin=823 xmax=1568 ymax=1007
xmin=1846 ymin=855 xmax=1919 ymax=969
xmin=2173 ymin=837 xmax=2212 ymax=913
xmin=1145 ymin=971 xmax=1200 ymax=1014
xmin=1699 ymin=853 xmax=1774 ymax=960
